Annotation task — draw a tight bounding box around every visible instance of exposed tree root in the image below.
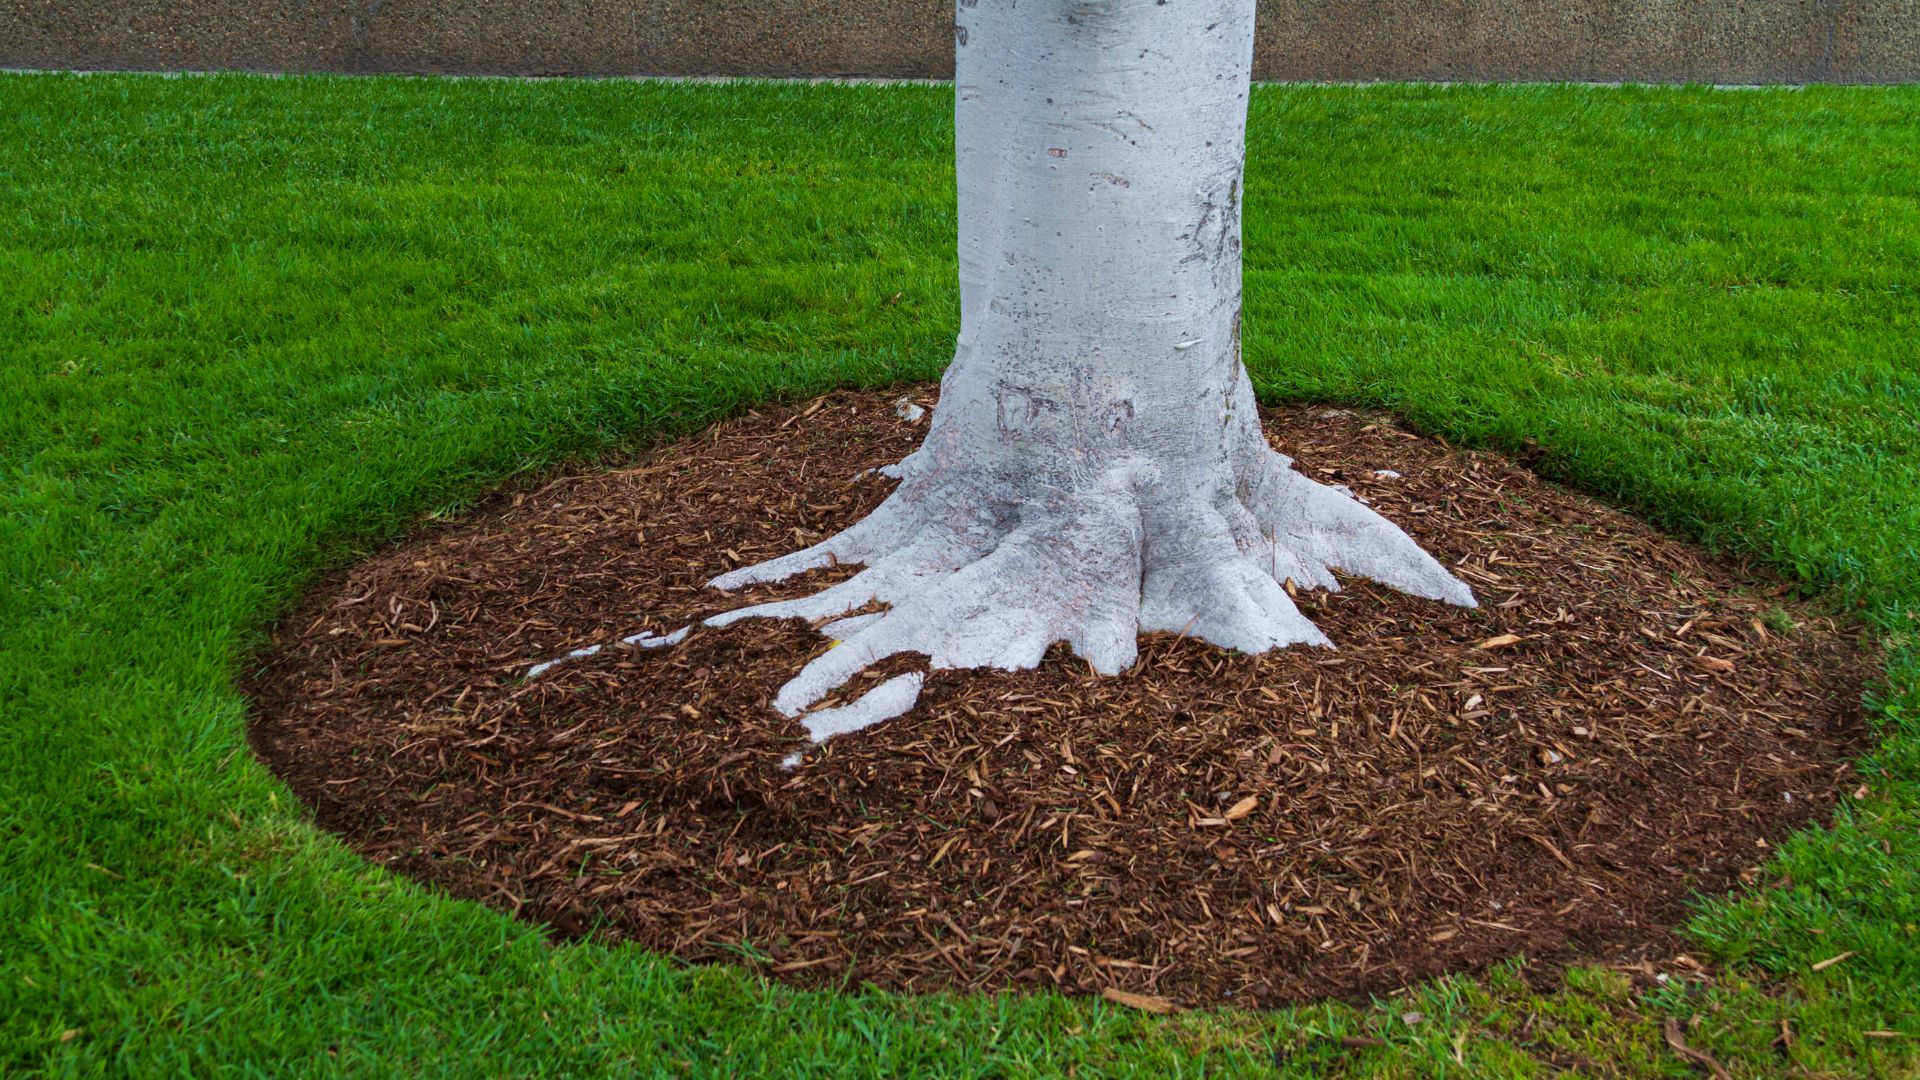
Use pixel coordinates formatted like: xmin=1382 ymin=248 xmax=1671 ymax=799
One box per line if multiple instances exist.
xmin=523 ymin=623 xmax=690 ymax=680
xmin=707 ymin=438 xmax=1475 ymax=749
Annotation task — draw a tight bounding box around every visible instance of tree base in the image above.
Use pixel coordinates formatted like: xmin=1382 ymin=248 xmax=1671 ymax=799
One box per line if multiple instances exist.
xmin=708 ymin=419 xmax=1475 ymax=747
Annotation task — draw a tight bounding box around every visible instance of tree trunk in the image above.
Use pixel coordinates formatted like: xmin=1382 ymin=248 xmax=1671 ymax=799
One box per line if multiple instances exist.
xmin=708 ymin=0 xmax=1473 ymax=741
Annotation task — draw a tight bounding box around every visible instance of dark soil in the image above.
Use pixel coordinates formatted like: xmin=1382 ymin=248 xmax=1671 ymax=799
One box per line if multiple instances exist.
xmin=247 ymin=388 xmax=1871 ymax=1008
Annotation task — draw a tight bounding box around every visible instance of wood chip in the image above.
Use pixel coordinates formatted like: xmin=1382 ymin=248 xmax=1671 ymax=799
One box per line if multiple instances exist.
xmin=1810 ymin=950 xmax=1855 ymax=972
xmin=1663 ymin=1018 xmax=1731 ymax=1080
xmin=1100 ymin=987 xmax=1180 ymax=1014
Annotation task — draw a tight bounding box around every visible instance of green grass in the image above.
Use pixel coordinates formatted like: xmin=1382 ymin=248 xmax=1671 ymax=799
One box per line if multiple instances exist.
xmin=3 ymin=71 xmax=1918 ymax=1076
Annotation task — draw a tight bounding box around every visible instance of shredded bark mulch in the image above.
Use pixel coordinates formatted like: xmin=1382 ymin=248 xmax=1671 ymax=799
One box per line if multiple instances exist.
xmin=247 ymin=388 xmax=1871 ymax=1008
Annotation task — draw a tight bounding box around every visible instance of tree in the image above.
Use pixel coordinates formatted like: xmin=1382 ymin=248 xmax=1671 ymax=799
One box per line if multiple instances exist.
xmin=707 ymin=0 xmax=1474 ymax=741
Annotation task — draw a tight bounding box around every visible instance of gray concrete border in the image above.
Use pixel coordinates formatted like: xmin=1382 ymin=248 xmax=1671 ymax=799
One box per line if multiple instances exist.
xmin=3 ymin=1 xmax=1916 ymax=85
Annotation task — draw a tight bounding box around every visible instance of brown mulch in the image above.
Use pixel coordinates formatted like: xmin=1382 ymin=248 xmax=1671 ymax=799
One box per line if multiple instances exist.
xmin=247 ymin=388 xmax=1871 ymax=1009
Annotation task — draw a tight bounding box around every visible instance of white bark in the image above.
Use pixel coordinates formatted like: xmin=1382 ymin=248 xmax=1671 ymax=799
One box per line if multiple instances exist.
xmin=708 ymin=0 xmax=1474 ymax=739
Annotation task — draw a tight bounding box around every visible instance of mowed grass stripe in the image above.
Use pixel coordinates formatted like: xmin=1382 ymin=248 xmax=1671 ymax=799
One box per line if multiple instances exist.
xmin=1 ymin=72 xmax=1916 ymax=1076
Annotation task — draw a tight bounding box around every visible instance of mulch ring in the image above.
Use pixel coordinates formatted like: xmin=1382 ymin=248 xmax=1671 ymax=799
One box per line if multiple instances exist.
xmin=247 ymin=387 xmax=1872 ymax=1010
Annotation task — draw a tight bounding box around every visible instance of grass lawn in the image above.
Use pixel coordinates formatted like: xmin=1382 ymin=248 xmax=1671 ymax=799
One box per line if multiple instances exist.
xmin=2 ymin=71 xmax=1917 ymax=1076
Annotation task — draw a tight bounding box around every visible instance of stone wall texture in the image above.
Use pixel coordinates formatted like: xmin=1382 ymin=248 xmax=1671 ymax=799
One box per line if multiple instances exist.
xmin=4 ymin=1 xmax=1916 ymax=84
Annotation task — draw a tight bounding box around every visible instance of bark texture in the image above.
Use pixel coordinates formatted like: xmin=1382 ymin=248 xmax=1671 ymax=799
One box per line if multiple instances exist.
xmin=708 ymin=0 xmax=1474 ymax=744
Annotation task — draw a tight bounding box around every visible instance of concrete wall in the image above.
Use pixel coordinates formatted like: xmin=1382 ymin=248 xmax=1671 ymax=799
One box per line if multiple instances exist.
xmin=4 ymin=1 xmax=1916 ymax=84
